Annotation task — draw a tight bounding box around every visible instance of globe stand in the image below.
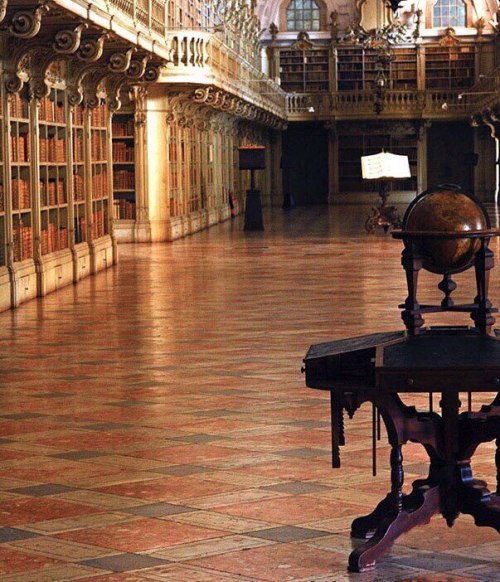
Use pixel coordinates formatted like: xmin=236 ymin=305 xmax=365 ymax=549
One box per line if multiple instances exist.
xmin=392 ymin=231 xmax=500 ymax=335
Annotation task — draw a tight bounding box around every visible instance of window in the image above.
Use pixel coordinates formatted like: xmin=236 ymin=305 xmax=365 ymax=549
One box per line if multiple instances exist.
xmin=433 ymin=0 xmax=466 ymax=27
xmin=286 ymin=0 xmax=321 ymax=31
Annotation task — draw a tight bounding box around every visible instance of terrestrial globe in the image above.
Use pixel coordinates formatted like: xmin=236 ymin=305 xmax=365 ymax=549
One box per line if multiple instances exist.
xmin=403 ymin=187 xmax=490 ymax=275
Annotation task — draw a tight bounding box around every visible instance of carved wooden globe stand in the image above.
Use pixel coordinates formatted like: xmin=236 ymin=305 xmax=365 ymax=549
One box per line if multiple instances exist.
xmin=392 ymin=185 xmax=500 ymax=335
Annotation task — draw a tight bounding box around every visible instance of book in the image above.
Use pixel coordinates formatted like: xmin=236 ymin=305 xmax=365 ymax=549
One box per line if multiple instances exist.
xmin=361 ymin=152 xmax=411 ymax=181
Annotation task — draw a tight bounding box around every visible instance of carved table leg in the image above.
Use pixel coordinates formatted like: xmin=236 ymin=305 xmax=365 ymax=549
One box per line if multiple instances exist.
xmin=457 ymin=462 xmax=500 ymax=531
xmin=348 ymin=394 xmax=442 ymax=571
xmin=348 ymin=481 xmax=440 ymax=572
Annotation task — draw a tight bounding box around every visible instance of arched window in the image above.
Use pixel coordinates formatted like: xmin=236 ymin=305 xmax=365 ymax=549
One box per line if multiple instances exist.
xmin=286 ymin=0 xmax=321 ymax=31
xmin=432 ymin=0 xmax=466 ymax=27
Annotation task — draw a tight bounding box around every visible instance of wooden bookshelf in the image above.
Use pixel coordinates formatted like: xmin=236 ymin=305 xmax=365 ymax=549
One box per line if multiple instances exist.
xmin=338 ymin=132 xmax=418 ymax=193
xmin=279 ymin=47 xmax=330 ymax=93
xmin=425 ymin=45 xmax=475 ymax=89
xmin=336 ymin=47 xmax=417 ymax=91
xmin=391 ymin=48 xmax=418 ymax=90
xmin=72 ymin=103 xmax=86 ymax=244
xmin=38 ymin=88 xmax=69 ymax=255
xmin=111 ymin=111 xmax=136 ymax=220
xmin=9 ymin=88 xmax=33 ymax=262
xmin=168 ymin=119 xmax=180 ymax=217
xmin=0 ymin=89 xmax=4 ymax=267
xmin=90 ymin=103 xmax=110 ymax=240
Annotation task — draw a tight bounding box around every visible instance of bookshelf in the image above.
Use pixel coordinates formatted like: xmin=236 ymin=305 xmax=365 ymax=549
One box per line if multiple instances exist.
xmin=336 ymin=47 xmax=417 ymax=91
xmin=72 ymin=103 xmax=86 ymax=244
xmin=338 ymin=132 xmax=418 ymax=193
xmin=0 ymin=89 xmax=4 ymax=268
xmin=168 ymin=119 xmax=180 ymax=217
xmin=279 ymin=47 xmax=330 ymax=93
xmin=111 ymin=110 xmax=136 ymax=221
xmin=9 ymin=88 xmax=32 ymax=263
xmin=38 ymin=88 xmax=69 ymax=255
xmin=90 ymin=102 xmax=110 ymax=241
xmin=391 ymin=49 xmax=418 ymax=91
xmin=425 ymin=45 xmax=475 ymax=89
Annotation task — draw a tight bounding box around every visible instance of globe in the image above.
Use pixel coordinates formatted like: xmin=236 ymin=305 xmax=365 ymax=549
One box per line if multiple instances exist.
xmin=403 ymin=187 xmax=490 ymax=274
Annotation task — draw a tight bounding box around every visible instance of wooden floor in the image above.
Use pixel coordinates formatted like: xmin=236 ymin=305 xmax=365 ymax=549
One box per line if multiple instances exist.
xmin=0 ymin=205 xmax=498 ymax=581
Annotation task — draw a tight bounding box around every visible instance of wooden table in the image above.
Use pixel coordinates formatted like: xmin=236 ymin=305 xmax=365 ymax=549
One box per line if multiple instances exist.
xmin=303 ymin=326 xmax=500 ymax=572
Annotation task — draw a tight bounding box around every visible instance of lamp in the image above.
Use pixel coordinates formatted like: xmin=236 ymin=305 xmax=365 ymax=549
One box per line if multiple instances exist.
xmin=371 ymin=45 xmax=393 ymax=114
xmin=362 ymin=152 xmax=411 ymax=233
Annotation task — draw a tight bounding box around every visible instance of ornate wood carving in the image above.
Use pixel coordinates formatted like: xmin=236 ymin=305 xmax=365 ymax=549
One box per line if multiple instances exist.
xmin=53 ymin=22 xmax=88 ymax=54
xmin=7 ymin=2 xmax=50 ymax=39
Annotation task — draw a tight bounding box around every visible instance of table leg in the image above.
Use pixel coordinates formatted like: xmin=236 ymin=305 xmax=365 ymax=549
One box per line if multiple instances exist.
xmin=457 ymin=462 xmax=500 ymax=531
xmin=348 ymin=393 xmax=442 ymax=571
xmin=348 ymin=481 xmax=440 ymax=572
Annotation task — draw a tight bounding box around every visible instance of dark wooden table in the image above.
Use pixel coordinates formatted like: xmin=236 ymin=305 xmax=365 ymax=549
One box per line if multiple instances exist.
xmin=304 ymin=326 xmax=500 ymax=572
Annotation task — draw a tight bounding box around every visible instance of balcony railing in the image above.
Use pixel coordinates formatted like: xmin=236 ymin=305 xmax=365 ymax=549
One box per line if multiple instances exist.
xmin=466 ymin=69 xmax=500 ymax=113
xmin=165 ymin=31 xmax=286 ymax=117
xmin=286 ymin=90 xmax=470 ymax=119
xmin=54 ymin=0 xmax=285 ymax=118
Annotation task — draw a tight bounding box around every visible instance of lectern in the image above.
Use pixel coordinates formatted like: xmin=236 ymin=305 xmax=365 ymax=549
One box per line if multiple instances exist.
xmin=362 ymin=152 xmax=411 ymax=233
xmin=239 ymin=146 xmax=265 ymax=231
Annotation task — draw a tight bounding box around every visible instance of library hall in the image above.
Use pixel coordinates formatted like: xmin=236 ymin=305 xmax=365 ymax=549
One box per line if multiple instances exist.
xmin=0 ymin=0 xmax=499 ymax=580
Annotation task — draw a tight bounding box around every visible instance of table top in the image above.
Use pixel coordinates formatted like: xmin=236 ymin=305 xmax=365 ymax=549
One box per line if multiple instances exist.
xmin=305 ymin=327 xmax=500 ymax=393
xmin=376 ymin=329 xmax=500 ymax=392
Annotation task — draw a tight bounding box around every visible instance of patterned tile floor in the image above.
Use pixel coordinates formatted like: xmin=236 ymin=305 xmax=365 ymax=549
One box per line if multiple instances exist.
xmin=0 ymin=205 xmax=498 ymax=581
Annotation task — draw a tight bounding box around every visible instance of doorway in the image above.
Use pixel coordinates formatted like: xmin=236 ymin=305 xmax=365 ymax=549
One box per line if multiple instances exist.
xmin=281 ymin=122 xmax=328 ymax=205
xmin=427 ymin=122 xmax=475 ymax=193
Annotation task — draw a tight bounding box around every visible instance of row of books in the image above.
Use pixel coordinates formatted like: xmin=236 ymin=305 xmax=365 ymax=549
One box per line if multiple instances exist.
xmin=0 ymin=187 xmax=3 ymax=213
xmin=12 ymin=179 xmax=31 ymax=210
xmin=73 ymin=135 xmax=84 ymax=162
xmin=12 ymin=224 xmax=33 ymax=261
xmin=91 ymin=106 xmax=108 ymax=128
xmin=0 ymin=247 xmax=4 ymax=266
xmin=39 ymin=138 xmax=66 ymax=163
xmin=112 ymin=142 xmax=134 ymax=162
xmin=40 ymin=180 xmax=65 ymax=207
xmin=92 ymin=172 xmax=108 ymax=199
xmin=113 ymin=170 xmax=135 ymax=189
xmin=39 ymin=97 xmax=65 ymax=124
xmin=9 ymin=94 xmax=28 ymax=119
xmin=113 ymin=119 xmax=135 ymax=137
xmin=92 ymin=209 xmax=107 ymax=238
xmin=40 ymin=224 xmax=69 ymax=255
xmin=113 ymin=199 xmax=136 ymax=220
xmin=73 ymin=174 xmax=85 ymax=201
xmin=72 ymin=106 xmax=84 ymax=126
xmin=91 ymin=133 xmax=108 ymax=160
xmin=11 ymin=135 xmax=30 ymax=163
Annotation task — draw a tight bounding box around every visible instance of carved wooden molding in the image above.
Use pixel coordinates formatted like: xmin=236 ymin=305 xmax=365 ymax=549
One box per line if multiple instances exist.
xmin=53 ymin=23 xmax=88 ymax=54
xmin=6 ymin=1 xmax=50 ymax=39
xmin=192 ymin=85 xmax=285 ymax=129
